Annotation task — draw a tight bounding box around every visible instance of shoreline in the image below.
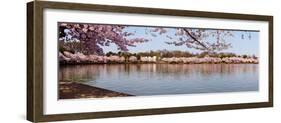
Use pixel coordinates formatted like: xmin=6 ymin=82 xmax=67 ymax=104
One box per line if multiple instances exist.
xmin=59 ymin=62 xmax=258 ymax=65
xmin=59 ymin=82 xmax=133 ymax=99
xmin=59 ymin=51 xmax=259 ymax=65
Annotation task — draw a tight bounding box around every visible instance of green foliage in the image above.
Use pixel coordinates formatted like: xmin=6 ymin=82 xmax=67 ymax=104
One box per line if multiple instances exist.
xmin=243 ymin=55 xmax=248 ymax=58
xmin=59 ymin=45 xmax=66 ymax=53
xmin=106 ymin=51 xmax=117 ymax=57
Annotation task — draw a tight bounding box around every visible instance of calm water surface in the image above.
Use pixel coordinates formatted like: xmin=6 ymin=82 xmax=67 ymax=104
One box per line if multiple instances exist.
xmin=59 ymin=64 xmax=259 ymax=96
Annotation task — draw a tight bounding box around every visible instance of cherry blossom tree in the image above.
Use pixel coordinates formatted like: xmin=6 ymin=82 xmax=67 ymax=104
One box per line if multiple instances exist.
xmin=59 ymin=23 xmax=149 ymax=55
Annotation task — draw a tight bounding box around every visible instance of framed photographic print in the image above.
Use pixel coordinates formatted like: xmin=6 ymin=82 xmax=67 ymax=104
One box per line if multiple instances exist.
xmin=27 ymin=1 xmax=273 ymax=122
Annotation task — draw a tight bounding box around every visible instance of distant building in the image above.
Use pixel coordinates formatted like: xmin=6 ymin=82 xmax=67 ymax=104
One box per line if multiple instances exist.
xmin=140 ymin=56 xmax=157 ymax=62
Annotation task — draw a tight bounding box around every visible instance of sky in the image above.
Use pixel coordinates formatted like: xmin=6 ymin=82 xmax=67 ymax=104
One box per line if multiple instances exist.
xmin=99 ymin=25 xmax=259 ymax=56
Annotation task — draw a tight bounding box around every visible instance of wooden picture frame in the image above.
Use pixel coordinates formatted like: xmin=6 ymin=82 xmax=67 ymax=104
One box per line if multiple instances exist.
xmin=27 ymin=1 xmax=273 ymax=122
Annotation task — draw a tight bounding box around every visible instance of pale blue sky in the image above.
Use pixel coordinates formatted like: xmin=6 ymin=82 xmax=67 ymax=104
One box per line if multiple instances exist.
xmin=101 ymin=26 xmax=259 ymax=56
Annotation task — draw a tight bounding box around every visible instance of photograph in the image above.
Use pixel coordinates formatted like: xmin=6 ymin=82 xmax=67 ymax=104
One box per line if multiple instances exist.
xmin=26 ymin=1 xmax=273 ymax=122
xmin=58 ymin=22 xmax=259 ymax=99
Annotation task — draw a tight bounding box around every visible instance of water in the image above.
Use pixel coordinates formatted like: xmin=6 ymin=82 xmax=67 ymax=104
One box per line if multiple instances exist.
xmin=59 ymin=64 xmax=259 ymax=96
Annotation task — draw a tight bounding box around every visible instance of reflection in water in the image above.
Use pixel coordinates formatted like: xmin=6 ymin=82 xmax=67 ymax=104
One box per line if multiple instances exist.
xmin=59 ymin=64 xmax=259 ymax=96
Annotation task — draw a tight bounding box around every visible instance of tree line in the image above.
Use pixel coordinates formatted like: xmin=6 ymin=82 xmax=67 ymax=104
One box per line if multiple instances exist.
xmin=104 ymin=50 xmax=257 ymax=59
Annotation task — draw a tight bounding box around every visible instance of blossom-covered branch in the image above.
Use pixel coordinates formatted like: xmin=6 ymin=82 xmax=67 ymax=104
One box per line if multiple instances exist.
xmin=150 ymin=27 xmax=240 ymax=52
xmin=59 ymin=23 xmax=149 ymax=55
